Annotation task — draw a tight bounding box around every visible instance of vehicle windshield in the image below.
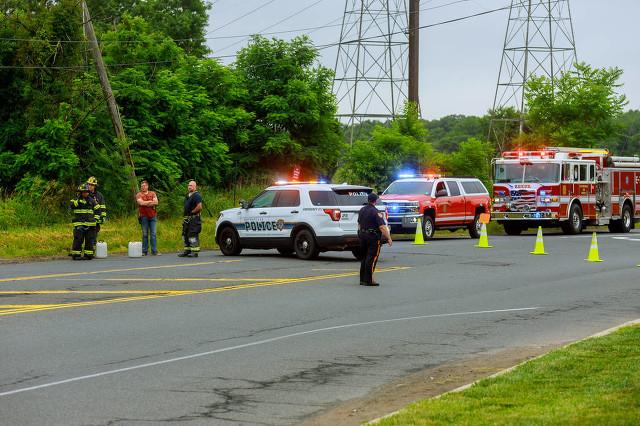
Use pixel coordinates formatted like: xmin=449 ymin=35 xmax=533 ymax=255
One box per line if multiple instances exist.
xmin=383 ymin=181 xmax=434 ymax=195
xmin=494 ymin=162 xmax=560 ymax=183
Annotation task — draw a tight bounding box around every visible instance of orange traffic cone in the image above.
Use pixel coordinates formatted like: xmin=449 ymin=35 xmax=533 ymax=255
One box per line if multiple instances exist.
xmin=530 ymin=226 xmax=547 ymax=255
xmin=412 ymin=218 xmax=427 ymax=245
xmin=585 ymin=232 xmax=603 ymax=262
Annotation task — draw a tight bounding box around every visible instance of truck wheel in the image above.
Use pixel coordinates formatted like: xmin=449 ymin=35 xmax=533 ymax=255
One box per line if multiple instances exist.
xmin=503 ymin=222 xmax=522 ymax=235
xmin=621 ymin=204 xmax=633 ymax=233
xmin=294 ymin=229 xmax=319 ymax=260
xmin=422 ymin=215 xmax=435 ymax=240
xmin=562 ymin=203 xmax=583 ymax=235
xmin=468 ymin=214 xmax=482 ymax=239
xmin=218 ymin=227 xmax=242 ymax=256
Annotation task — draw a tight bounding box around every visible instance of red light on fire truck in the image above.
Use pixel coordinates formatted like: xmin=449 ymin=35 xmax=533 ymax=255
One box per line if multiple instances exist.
xmin=502 ymin=150 xmax=556 ymax=159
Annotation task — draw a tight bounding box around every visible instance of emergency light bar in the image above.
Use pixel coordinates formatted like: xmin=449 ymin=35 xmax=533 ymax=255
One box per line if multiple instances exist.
xmin=502 ymin=150 xmax=556 ymax=159
xmin=274 ymin=180 xmax=327 ymax=185
xmin=397 ymin=173 xmax=441 ymax=179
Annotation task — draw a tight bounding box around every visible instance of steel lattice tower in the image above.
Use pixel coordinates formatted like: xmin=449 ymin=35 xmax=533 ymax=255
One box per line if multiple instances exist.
xmin=333 ymin=0 xmax=410 ymax=143
xmin=491 ymin=0 xmax=577 ymax=146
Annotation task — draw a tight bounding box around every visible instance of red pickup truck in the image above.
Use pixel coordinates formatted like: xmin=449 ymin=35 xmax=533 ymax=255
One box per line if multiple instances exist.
xmin=379 ymin=175 xmax=491 ymax=239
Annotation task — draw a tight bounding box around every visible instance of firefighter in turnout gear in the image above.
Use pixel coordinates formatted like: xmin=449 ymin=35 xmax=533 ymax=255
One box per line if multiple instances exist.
xmin=70 ymin=184 xmax=99 ymax=260
xmin=178 ymin=180 xmax=203 ymax=257
xmin=86 ymin=176 xmax=107 ymax=252
xmin=357 ymin=193 xmax=392 ymax=286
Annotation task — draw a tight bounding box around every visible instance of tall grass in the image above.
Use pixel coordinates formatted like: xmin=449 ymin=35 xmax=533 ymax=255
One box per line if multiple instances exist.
xmin=0 ymin=184 xmax=267 ymax=258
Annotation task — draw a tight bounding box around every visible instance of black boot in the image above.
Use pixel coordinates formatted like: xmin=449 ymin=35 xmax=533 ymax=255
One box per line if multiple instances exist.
xmin=178 ymin=251 xmax=190 ymax=257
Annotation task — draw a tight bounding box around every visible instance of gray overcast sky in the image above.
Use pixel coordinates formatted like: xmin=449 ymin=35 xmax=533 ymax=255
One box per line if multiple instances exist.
xmin=206 ymin=0 xmax=639 ymax=120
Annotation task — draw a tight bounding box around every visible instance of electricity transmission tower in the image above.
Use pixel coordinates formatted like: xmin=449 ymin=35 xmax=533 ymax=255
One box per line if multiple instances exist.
xmin=333 ymin=0 xmax=412 ymax=144
xmin=490 ymin=0 xmax=577 ymax=149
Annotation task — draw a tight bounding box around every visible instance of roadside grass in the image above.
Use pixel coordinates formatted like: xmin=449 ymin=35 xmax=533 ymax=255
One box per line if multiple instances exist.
xmin=374 ymin=324 xmax=640 ymax=425
xmin=0 ymin=184 xmax=266 ymax=259
xmin=0 ymin=216 xmax=219 ymax=258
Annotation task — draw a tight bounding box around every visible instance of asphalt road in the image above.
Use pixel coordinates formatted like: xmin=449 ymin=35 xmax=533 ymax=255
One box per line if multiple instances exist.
xmin=1 ymin=230 xmax=639 ymax=425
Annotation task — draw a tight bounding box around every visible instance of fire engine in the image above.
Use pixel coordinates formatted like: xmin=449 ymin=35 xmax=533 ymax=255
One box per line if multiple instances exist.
xmin=491 ymin=147 xmax=640 ymax=235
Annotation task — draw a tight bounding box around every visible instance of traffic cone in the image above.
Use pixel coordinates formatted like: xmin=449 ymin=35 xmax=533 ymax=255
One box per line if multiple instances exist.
xmin=475 ymin=223 xmax=492 ymax=248
xmin=530 ymin=226 xmax=547 ymax=255
xmin=412 ymin=217 xmax=426 ymax=245
xmin=585 ymin=232 xmax=603 ymax=262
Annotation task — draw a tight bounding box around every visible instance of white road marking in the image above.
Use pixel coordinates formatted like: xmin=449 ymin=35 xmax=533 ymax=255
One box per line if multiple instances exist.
xmin=0 ymin=307 xmax=540 ymax=397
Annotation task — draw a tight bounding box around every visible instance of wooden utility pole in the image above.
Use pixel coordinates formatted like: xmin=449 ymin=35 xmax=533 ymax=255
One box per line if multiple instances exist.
xmin=408 ymin=0 xmax=420 ymax=109
xmin=81 ymin=1 xmax=138 ymax=200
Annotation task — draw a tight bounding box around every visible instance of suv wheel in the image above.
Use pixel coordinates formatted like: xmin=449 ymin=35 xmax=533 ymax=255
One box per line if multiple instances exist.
xmin=468 ymin=214 xmax=482 ymax=239
xmin=218 ymin=227 xmax=242 ymax=256
xmin=294 ymin=229 xmax=319 ymax=260
xmin=422 ymin=215 xmax=435 ymax=240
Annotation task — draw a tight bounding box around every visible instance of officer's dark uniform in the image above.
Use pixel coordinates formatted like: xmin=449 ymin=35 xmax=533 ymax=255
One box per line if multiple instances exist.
xmin=179 ymin=190 xmax=203 ymax=257
xmin=358 ymin=193 xmax=385 ymax=286
xmin=70 ymin=184 xmax=98 ymax=260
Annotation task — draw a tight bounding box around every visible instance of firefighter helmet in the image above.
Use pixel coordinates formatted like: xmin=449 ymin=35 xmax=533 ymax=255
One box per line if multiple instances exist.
xmin=86 ymin=176 xmax=98 ymax=185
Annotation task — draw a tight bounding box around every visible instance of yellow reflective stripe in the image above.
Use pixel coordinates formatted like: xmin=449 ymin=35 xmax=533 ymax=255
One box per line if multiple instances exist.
xmin=73 ymin=209 xmax=93 ymax=214
xmin=73 ymin=222 xmax=97 ymax=227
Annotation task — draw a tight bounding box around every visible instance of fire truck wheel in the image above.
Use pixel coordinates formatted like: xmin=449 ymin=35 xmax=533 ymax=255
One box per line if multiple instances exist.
xmin=468 ymin=214 xmax=482 ymax=239
xmin=503 ymin=223 xmax=522 ymax=235
xmin=562 ymin=203 xmax=583 ymax=235
xmin=621 ymin=204 xmax=633 ymax=233
xmin=422 ymin=215 xmax=435 ymax=240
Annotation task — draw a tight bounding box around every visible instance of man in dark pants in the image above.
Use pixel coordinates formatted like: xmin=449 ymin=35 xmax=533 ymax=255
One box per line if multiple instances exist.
xmin=357 ymin=192 xmax=392 ymax=286
xmin=178 ymin=180 xmax=203 ymax=257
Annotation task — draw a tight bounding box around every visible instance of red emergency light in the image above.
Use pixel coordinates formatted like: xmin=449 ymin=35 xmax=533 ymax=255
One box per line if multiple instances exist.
xmin=502 ymin=150 xmax=556 ymax=159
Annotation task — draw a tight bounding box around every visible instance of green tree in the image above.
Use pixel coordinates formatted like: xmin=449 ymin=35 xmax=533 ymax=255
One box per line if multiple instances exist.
xmin=86 ymin=0 xmax=211 ymax=56
xmin=439 ymin=138 xmax=494 ymax=189
xmin=334 ymin=104 xmax=434 ymax=190
xmin=233 ymin=35 xmax=344 ymax=177
xmin=525 ymin=63 xmax=628 ymax=147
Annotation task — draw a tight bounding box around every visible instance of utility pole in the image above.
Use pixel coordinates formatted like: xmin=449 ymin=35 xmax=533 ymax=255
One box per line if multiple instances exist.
xmin=408 ymin=0 xmax=420 ymax=108
xmin=81 ymin=1 xmax=138 ymax=200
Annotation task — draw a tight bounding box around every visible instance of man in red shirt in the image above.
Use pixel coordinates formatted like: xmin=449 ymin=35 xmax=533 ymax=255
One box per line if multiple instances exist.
xmin=136 ymin=180 xmax=160 ymax=255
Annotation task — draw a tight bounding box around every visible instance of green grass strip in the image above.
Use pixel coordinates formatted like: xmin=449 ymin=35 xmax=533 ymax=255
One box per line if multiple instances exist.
xmin=375 ymin=324 xmax=640 ymax=425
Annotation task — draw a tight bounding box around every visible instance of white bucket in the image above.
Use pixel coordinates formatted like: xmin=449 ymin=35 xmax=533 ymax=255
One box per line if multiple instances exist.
xmin=128 ymin=241 xmax=142 ymax=257
xmin=95 ymin=241 xmax=108 ymax=258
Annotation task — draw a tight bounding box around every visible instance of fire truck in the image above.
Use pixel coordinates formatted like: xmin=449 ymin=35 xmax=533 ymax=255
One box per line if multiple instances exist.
xmin=491 ymin=147 xmax=640 ymax=235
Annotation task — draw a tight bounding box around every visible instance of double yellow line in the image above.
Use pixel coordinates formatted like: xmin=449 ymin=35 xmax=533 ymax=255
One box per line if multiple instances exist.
xmin=0 ymin=266 xmax=410 ymax=316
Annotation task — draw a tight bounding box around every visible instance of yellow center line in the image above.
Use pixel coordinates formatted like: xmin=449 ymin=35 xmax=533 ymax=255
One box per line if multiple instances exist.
xmin=54 ymin=277 xmax=285 ymax=282
xmin=0 ymin=266 xmax=411 ymax=316
xmin=0 ymin=260 xmax=241 ymax=283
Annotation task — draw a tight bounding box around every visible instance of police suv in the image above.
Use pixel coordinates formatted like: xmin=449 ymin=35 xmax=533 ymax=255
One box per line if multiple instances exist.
xmin=215 ymin=182 xmax=384 ymax=260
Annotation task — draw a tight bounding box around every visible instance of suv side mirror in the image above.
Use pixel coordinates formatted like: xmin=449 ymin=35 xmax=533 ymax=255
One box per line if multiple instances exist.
xmin=239 ymin=199 xmax=248 ymax=209
xmin=436 ymin=189 xmax=448 ymax=198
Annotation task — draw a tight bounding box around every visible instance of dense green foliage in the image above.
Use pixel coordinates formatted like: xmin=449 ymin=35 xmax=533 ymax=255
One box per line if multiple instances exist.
xmin=0 ymin=1 xmax=342 ymax=214
xmin=525 ymin=63 xmax=628 ymax=147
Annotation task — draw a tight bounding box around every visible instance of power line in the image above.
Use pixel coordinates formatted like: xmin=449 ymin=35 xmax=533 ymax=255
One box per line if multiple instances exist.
xmin=213 ymin=0 xmax=329 ymax=54
xmin=205 ymin=0 xmax=280 ymax=35
xmin=1 ymin=3 xmax=515 ymax=70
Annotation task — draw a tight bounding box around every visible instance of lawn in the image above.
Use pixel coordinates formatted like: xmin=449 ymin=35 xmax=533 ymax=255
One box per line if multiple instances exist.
xmin=374 ymin=324 xmax=640 ymax=425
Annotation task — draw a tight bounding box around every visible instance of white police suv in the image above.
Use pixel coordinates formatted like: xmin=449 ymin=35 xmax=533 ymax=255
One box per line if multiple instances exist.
xmin=215 ymin=182 xmax=384 ymax=260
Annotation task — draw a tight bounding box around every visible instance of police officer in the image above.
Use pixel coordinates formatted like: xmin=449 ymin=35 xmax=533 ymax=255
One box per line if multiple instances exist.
xmin=178 ymin=180 xmax=203 ymax=257
xmin=357 ymin=192 xmax=392 ymax=286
